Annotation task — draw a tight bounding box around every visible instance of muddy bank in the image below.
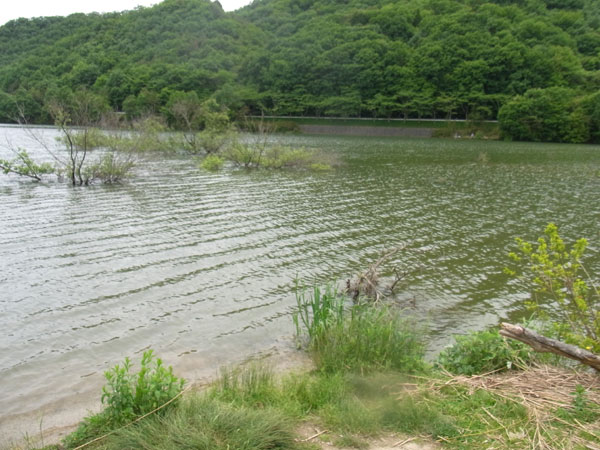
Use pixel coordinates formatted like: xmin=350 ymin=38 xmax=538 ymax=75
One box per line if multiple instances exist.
xmin=298 ymin=124 xmax=434 ymax=138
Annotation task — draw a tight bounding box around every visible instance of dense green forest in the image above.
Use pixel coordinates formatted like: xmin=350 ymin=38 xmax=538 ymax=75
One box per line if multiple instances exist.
xmin=1 ymin=0 xmax=599 ymax=142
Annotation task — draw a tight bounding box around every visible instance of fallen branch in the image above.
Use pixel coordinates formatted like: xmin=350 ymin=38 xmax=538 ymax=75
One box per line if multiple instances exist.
xmin=499 ymin=323 xmax=600 ymax=372
xmin=345 ymin=245 xmax=407 ymax=302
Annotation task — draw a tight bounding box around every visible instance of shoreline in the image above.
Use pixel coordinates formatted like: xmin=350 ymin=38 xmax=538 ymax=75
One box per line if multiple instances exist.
xmin=0 ymin=344 xmax=313 ymax=449
xmin=298 ymin=124 xmax=434 ymax=138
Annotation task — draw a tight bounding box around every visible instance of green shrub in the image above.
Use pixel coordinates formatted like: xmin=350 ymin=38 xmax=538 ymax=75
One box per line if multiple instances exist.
xmin=435 ymin=330 xmax=533 ymax=375
xmin=506 ymin=223 xmax=600 ymax=352
xmin=260 ymin=146 xmax=312 ymax=169
xmin=63 ymin=350 xmax=184 ymax=448
xmin=224 ymin=143 xmax=331 ymax=170
xmin=102 ymin=349 xmax=184 ymax=421
xmin=87 ymin=151 xmax=135 ymax=183
xmin=200 ymin=154 xmax=225 ymax=171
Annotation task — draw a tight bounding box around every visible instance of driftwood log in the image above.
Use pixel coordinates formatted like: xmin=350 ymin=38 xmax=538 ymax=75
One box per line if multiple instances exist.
xmin=500 ymin=322 xmax=600 ymax=372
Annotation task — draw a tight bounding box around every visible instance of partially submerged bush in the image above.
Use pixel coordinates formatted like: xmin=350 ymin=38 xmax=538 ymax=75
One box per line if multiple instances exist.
xmin=436 ymin=329 xmax=533 ymax=376
xmin=224 ymin=143 xmax=331 ymax=170
xmin=0 ymin=149 xmax=54 ymax=181
xmin=294 ymin=284 xmax=426 ymax=373
xmin=86 ymin=151 xmax=136 ymax=183
xmin=200 ymin=154 xmax=225 ymax=172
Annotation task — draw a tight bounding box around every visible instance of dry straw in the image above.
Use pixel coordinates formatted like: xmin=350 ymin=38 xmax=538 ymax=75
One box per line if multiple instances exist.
xmin=434 ymin=365 xmax=600 ymax=449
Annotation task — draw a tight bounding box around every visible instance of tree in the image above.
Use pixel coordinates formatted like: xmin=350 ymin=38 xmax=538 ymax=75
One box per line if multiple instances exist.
xmin=44 ymin=90 xmax=136 ymax=185
xmin=498 ymin=87 xmax=588 ymax=143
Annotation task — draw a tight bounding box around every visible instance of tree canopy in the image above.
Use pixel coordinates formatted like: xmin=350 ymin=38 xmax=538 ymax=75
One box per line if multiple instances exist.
xmin=0 ymin=0 xmax=599 ymax=142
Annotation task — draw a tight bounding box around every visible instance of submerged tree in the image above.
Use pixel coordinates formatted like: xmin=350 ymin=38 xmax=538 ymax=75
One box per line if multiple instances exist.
xmin=47 ymin=89 xmax=109 ymax=186
xmin=1 ymin=91 xmax=137 ymax=185
xmin=0 ymin=149 xmax=54 ymax=181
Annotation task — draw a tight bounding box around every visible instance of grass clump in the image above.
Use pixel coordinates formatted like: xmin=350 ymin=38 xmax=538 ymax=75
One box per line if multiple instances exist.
xmin=436 ymin=329 xmax=534 ymax=375
xmin=101 ymin=396 xmax=302 ymax=450
xmin=314 ymin=305 xmax=426 ymax=373
xmin=210 ymin=364 xmax=281 ymax=407
xmin=293 ymin=285 xmax=426 ymax=373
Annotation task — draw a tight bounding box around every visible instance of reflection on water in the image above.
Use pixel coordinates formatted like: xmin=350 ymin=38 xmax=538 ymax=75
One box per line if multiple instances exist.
xmin=1 ymin=126 xmax=599 ymax=438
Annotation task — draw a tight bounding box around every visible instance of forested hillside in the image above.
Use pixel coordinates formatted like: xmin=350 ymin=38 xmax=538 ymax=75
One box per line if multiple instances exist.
xmin=1 ymin=0 xmax=599 ymax=142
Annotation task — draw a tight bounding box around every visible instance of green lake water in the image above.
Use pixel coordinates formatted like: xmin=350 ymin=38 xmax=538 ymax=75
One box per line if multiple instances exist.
xmin=0 ymin=126 xmax=599 ymax=439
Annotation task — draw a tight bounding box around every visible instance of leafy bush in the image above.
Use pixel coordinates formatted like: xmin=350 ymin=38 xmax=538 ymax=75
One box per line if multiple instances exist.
xmin=260 ymin=146 xmax=313 ymax=169
xmin=435 ymin=330 xmax=533 ymax=375
xmin=87 ymin=151 xmax=136 ymax=183
xmin=63 ymin=350 xmax=184 ymax=448
xmin=102 ymin=349 xmax=184 ymax=421
xmin=200 ymin=154 xmax=225 ymax=171
xmin=0 ymin=149 xmax=54 ymax=181
xmin=224 ymin=143 xmax=331 ymax=170
xmin=506 ymin=223 xmax=600 ymax=352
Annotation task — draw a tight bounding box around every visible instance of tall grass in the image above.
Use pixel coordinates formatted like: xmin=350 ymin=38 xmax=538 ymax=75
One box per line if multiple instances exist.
xmin=293 ymin=284 xmax=344 ymax=342
xmin=314 ymin=305 xmax=426 ymax=373
xmin=293 ymin=284 xmax=426 ymax=373
xmin=101 ymin=395 xmax=302 ymax=450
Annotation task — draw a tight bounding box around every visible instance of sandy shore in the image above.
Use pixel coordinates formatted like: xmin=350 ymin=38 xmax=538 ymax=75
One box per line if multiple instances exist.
xmin=0 ymin=344 xmax=312 ymax=449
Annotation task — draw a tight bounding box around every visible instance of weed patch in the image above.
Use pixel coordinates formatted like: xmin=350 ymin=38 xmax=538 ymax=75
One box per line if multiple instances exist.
xmin=63 ymin=350 xmax=184 ymax=448
xmin=294 ymin=284 xmax=426 ymax=373
xmin=436 ymin=329 xmax=534 ymax=375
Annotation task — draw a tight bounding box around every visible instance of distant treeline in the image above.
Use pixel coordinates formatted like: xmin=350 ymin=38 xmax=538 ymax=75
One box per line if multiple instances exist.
xmin=0 ymin=0 xmax=599 ymax=143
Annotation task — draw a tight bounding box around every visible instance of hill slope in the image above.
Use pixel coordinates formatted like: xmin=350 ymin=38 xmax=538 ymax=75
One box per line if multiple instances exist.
xmin=1 ymin=0 xmax=599 ymax=141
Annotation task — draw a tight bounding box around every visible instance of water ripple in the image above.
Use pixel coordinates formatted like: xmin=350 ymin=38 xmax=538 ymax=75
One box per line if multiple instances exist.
xmin=1 ymin=128 xmax=600 ymax=431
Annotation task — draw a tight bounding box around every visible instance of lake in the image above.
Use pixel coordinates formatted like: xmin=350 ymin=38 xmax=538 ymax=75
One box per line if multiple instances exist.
xmin=1 ymin=125 xmax=599 ymax=441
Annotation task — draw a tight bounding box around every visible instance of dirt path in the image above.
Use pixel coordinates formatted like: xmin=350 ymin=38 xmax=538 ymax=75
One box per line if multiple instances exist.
xmin=297 ymin=424 xmax=439 ymax=450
